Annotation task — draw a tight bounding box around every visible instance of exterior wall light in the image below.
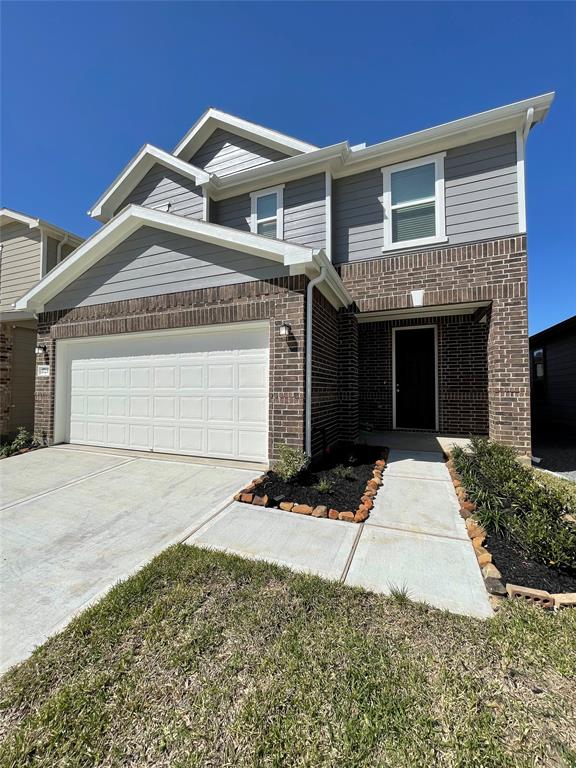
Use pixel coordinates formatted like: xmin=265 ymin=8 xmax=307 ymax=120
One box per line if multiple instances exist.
xmin=279 ymin=321 xmax=292 ymax=337
xmin=35 ymin=344 xmax=47 ymax=355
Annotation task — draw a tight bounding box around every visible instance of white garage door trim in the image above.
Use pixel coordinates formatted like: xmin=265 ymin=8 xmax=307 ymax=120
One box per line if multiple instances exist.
xmin=54 ymin=322 xmax=270 ymax=463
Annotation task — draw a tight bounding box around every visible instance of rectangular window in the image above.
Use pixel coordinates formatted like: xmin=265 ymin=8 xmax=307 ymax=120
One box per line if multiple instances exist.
xmin=382 ymin=153 xmax=446 ymax=251
xmin=532 ymin=348 xmax=545 ymax=380
xmin=250 ymin=186 xmax=284 ymax=239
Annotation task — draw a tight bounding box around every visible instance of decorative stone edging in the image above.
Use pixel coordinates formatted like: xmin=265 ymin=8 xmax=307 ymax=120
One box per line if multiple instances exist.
xmin=234 ymin=449 xmax=389 ymax=524
xmin=445 ymin=452 xmax=576 ymax=612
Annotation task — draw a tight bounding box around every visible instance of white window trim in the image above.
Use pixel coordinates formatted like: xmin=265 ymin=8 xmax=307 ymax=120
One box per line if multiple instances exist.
xmin=381 ymin=152 xmax=447 ymax=253
xmin=250 ymin=185 xmax=284 ymax=239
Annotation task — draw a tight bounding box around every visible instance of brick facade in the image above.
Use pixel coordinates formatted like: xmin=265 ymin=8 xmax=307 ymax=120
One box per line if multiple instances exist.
xmin=310 ymin=288 xmax=339 ymax=456
xmin=35 ymin=277 xmax=307 ymax=459
xmin=358 ymin=315 xmax=489 ymax=435
xmin=338 ymin=236 xmax=530 ymax=454
xmin=0 ymin=323 xmax=14 ymax=438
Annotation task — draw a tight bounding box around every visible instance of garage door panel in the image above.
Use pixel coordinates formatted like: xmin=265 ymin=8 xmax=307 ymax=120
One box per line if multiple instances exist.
xmin=61 ymin=327 xmax=269 ymax=462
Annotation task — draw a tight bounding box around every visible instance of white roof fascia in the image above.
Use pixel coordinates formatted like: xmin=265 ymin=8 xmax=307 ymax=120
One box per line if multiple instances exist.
xmin=173 ymin=108 xmax=318 ymax=160
xmin=204 ymin=93 xmax=554 ymax=194
xmin=88 ymin=145 xmax=211 ymax=222
xmin=15 ymin=205 xmax=318 ymax=312
xmin=0 ymin=208 xmax=84 ymax=243
xmin=207 ymin=143 xmax=350 ymax=201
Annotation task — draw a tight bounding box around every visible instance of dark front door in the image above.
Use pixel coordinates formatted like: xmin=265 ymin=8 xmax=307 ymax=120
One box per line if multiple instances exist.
xmin=394 ymin=327 xmax=436 ymax=430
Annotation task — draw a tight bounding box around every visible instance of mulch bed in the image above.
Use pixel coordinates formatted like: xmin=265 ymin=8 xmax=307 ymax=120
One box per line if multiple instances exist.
xmin=485 ymin=532 xmax=576 ymax=594
xmin=236 ymin=444 xmax=388 ymax=522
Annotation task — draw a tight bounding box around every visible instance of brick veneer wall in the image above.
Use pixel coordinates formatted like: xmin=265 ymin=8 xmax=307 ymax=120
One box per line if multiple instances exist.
xmin=310 ymin=288 xmax=339 ymax=457
xmin=338 ymin=236 xmax=530 ymax=454
xmin=0 ymin=323 xmax=14 ymax=438
xmin=35 ymin=277 xmax=307 ymax=460
xmin=338 ymin=309 xmax=359 ymax=444
xmin=358 ymin=315 xmax=489 ymax=435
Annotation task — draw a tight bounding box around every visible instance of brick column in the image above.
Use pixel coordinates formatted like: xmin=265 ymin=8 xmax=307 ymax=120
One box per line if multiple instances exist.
xmin=0 ymin=323 xmax=14 ymax=438
xmin=487 ymin=296 xmax=531 ymax=456
xmin=338 ymin=308 xmax=359 ymax=444
xmin=33 ymin=323 xmax=56 ymax=444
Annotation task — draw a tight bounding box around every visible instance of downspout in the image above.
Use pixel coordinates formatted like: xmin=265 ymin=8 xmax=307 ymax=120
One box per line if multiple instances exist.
xmin=305 ymin=265 xmax=327 ymax=458
xmin=56 ymin=234 xmax=69 ymax=264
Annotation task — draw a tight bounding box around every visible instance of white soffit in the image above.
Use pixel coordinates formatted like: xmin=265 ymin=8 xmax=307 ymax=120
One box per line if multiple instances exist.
xmin=357 ymin=301 xmax=491 ymax=323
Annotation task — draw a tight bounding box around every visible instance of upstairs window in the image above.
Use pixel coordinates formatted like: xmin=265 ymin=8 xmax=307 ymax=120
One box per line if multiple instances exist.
xmin=250 ymin=186 xmax=284 ymax=239
xmin=382 ymin=153 xmax=446 ymax=251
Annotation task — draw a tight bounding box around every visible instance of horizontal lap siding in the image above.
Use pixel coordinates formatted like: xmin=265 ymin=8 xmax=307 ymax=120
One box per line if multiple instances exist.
xmin=532 ymin=333 xmax=576 ymax=433
xmin=0 ymin=223 xmax=41 ymax=310
xmin=115 ymin=164 xmax=204 ymax=219
xmin=213 ymin=174 xmax=326 ymax=250
xmin=333 ymin=134 xmax=519 ymax=263
xmin=445 ymin=133 xmax=518 ymax=243
xmin=45 ymin=227 xmax=288 ymax=310
xmin=190 ymin=128 xmax=289 ymax=176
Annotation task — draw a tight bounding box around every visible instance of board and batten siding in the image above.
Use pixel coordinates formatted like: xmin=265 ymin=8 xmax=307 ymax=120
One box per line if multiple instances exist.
xmin=0 ymin=222 xmax=42 ymax=311
xmin=190 ymin=128 xmax=290 ymax=176
xmin=333 ymin=133 xmax=519 ymax=263
xmin=45 ymin=226 xmax=289 ymax=311
xmin=212 ymin=174 xmax=326 ymax=250
xmin=113 ymin=164 xmax=204 ymax=220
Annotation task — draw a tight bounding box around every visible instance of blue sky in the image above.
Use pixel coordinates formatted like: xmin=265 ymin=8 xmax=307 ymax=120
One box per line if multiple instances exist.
xmin=1 ymin=1 xmax=574 ymax=334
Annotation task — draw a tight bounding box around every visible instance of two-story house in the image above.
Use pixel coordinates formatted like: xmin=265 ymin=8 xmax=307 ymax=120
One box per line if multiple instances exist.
xmin=15 ymin=94 xmax=553 ymax=464
xmin=0 ymin=209 xmax=82 ymax=438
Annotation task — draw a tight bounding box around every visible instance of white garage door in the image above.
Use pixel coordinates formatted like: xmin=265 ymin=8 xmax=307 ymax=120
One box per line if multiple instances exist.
xmin=56 ymin=324 xmax=269 ymax=462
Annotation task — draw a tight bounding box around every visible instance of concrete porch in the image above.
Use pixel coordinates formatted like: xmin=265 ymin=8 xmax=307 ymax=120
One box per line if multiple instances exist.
xmin=360 ymin=430 xmax=471 ymax=455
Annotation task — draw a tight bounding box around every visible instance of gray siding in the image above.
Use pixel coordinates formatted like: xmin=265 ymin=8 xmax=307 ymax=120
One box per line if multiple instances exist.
xmin=46 ymin=237 xmax=77 ymax=273
xmin=46 ymin=226 xmax=288 ymax=310
xmin=114 ymin=163 xmax=204 ymax=219
xmin=445 ymin=133 xmax=518 ymax=243
xmin=213 ymin=174 xmax=326 ymax=250
xmin=333 ymin=133 xmax=519 ymax=263
xmin=190 ymin=128 xmax=289 ymax=176
xmin=0 ymin=222 xmax=41 ymax=311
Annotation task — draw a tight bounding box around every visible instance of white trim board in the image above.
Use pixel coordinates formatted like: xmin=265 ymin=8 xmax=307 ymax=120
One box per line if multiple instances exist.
xmin=357 ymin=301 xmax=491 ymax=323
xmin=392 ymin=325 xmax=439 ymax=432
xmin=88 ymin=145 xmax=210 ymax=222
xmin=173 ymin=107 xmax=318 ymax=161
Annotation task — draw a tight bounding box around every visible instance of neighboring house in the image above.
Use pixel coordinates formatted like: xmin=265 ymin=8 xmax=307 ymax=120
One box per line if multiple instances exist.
xmin=530 ymin=315 xmax=576 ymax=439
xmin=0 ymin=209 xmax=83 ymax=439
xmin=15 ymin=94 xmax=553 ymax=463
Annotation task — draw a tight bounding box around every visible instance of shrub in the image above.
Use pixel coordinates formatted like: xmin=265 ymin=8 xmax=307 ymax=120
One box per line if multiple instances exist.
xmin=313 ymin=474 xmax=333 ymax=494
xmin=274 ymin=443 xmax=309 ymax=483
xmin=452 ymin=437 xmax=576 ymax=572
xmin=332 ymin=464 xmax=355 ymax=481
xmin=0 ymin=427 xmax=37 ymax=458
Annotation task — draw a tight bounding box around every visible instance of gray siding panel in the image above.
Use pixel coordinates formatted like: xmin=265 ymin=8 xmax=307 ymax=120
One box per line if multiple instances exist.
xmin=190 ymin=128 xmax=290 ymax=176
xmin=213 ymin=173 xmax=326 ymax=250
xmin=0 ymin=223 xmax=42 ymax=310
xmin=46 ymin=227 xmax=288 ymax=310
xmin=333 ymin=133 xmax=519 ymax=263
xmin=114 ymin=164 xmax=204 ymax=219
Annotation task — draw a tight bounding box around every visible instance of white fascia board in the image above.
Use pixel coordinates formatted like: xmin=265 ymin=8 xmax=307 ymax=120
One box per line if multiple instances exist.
xmin=173 ymin=107 xmax=318 ymax=160
xmin=15 ymin=206 xmax=317 ymax=312
xmin=0 ymin=208 xmax=40 ymax=228
xmin=335 ymin=92 xmax=555 ymax=178
xmin=88 ymin=145 xmax=211 ymax=222
xmin=208 ymin=143 xmax=350 ymax=201
xmin=290 ymin=250 xmax=352 ymax=309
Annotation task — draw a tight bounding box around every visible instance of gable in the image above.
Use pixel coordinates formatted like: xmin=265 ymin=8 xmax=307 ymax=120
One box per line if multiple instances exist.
xmin=45 ymin=226 xmax=289 ymax=311
xmin=113 ymin=163 xmax=204 ymax=220
xmin=190 ymin=128 xmax=291 ymax=176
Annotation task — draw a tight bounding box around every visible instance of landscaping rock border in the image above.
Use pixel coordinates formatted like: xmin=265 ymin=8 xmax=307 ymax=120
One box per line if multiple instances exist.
xmin=234 ymin=448 xmax=389 ymax=524
xmin=445 ymin=450 xmax=576 ymax=611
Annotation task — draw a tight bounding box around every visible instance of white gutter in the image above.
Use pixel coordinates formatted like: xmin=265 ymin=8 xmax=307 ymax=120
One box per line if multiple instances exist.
xmin=305 ymin=265 xmax=327 ymax=457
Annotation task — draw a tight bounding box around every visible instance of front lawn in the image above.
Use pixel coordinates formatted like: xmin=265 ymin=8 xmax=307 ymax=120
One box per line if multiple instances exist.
xmin=1 ymin=546 xmax=575 ymax=767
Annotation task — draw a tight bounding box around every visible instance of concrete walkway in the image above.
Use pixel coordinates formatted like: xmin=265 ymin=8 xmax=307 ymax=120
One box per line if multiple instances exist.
xmin=187 ymin=449 xmax=492 ymax=619
xmin=0 ymin=447 xmax=255 ymax=673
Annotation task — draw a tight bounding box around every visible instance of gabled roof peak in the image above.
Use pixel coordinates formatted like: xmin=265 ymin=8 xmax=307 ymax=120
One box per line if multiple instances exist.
xmin=173 ymin=107 xmax=318 ymax=161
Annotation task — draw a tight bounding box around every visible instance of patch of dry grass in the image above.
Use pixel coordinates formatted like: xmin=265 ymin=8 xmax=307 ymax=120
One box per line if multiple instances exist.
xmin=1 ymin=545 xmax=575 ymax=767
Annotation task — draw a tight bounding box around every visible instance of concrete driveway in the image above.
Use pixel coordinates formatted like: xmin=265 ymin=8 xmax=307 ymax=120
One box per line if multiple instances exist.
xmin=0 ymin=446 xmax=255 ymax=673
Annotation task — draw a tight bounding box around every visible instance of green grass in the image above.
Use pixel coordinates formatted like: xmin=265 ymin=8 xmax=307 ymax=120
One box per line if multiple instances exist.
xmin=1 ymin=546 xmax=575 ymax=768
